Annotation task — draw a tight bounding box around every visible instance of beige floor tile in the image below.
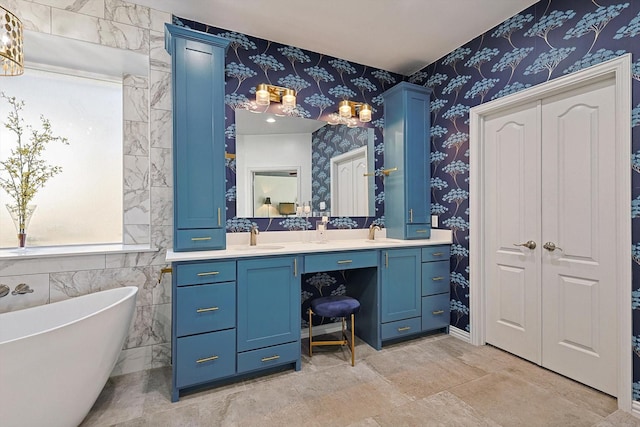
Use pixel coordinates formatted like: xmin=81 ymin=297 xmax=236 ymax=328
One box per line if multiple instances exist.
xmin=501 ymin=360 xmax=617 ymax=418
xmin=305 ymin=378 xmax=411 ymax=427
xmin=374 ymin=391 xmax=500 ymax=427
xmin=383 ymin=357 xmax=487 ymax=399
xmin=594 ymin=409 xmax=640 ymax=427
xmin=450 ymin=371 xmax=604 ymax=426
xmin=80 ymin=371 xmax=148 ymax=426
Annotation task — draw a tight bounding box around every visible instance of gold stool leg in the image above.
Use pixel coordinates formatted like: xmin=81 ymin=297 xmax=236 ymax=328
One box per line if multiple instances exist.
xmin=309 ymin=309 xmax=313 ymax=357
xmin=351 ymin=313 xmax=355 ymax=366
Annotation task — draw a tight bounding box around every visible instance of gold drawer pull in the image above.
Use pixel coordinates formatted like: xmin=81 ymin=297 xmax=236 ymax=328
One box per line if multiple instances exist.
xmin=432 ymin=310 xmax=445 ymax=315
xmin=432 ymin=252 xmax=444 ymax=256
xmin=191 ymin=236 xmax=212 ymax=241
xmin=416 ymin=230 xmax=428 ymax=233
xmin=196 ymin=306 xmax=219 ymax=313
xmin=261 ymin=355 xmax=280 ymax=362
xmin=397 ymin=326 xmax=411 ymax=332
xmin=337 ymin=260 xmax=353 ymax=264
xmin=197 ymin=271 xmax=220 ymax=276
xmin=432 ymin=276 xmax=444 ymax=281
xmin=196 ymin=355 xmax=219 ymax=364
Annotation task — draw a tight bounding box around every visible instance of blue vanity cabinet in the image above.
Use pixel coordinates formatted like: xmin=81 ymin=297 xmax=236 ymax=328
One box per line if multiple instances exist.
xmin=383 ymin=82 xmax=432 ymax=240
xmin=171 ymin=260 xmax=237 ymax=402
xmin=421 ymin=245 xmax=451 ymax=332
xmin=165 ymin=24 xmax=230 ymax=251
xmin=237 ymin=257 xmax=301 ymax=373
xmin=380 ymin=248 xmax=422 ymax=341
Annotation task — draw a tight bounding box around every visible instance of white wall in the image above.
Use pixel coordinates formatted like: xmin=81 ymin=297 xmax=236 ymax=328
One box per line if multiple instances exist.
xmin=236 ymin=133 xmax=312 ymax=217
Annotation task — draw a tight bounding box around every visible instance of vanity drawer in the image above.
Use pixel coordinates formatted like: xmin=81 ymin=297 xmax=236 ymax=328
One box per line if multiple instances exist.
xmin=381 ymin=317 xmax=422 ymax=341
xmin=304 ymin=250 xmax=377 ymax=273
xmin=176 ymin=228 xmax=226 ymax=251
xmin=405 ymin=224 xmax=431 ymax=239
xmin=422 ymin=294 xmax=450 ymax=331
xmin=176 ymin=282 xmax=236 ymax=337
xmin=237 ymin=341 xmax=299 ymax=374
xmin=422 ymin=261 xmax=450 ymax=296
xmin=175 ymin=329 xmax=236 ymax=388
xmin=175 ymin=260 xmax=236 ymax=286
xmin=421 ymin=245 xmax=450 ymax=262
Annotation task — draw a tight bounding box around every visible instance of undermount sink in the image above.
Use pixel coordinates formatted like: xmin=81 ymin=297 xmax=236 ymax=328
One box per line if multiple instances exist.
xmin=231 ymin=245 xmax=285 ymax=251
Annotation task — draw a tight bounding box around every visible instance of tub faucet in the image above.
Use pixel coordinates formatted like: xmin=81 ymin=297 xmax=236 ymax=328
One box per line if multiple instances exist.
xmin=368 ymin=225 xmax=381 ymax=240
xmin=250 ymin=226 xmax=259 ymax=246
xmin=12 ymin=283 xmax=33 ymax=295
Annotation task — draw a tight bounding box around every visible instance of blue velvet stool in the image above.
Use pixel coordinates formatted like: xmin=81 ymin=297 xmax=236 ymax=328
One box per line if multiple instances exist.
xmin=308 ymin=295 xmax=361 ymax=366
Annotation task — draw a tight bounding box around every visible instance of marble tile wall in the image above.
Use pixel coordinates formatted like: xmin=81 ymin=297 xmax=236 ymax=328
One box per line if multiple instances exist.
xmin=0 ymin=0 xmax=173 ymax=376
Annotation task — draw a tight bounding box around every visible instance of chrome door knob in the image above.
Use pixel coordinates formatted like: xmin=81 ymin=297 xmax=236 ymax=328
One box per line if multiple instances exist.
xmin=543 ymin=242 xmax=563 ymax=252
xmin=514 ymin=240 xmax=536 ymax=250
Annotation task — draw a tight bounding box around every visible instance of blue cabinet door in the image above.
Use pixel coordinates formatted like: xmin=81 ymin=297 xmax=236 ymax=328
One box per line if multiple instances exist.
xmin=165 ymin=24 xmax=230 ymax=251
xmin=381 ymin=248 xmax=421 ymax=323
xmin=237 ymin=257 xmax=301 ymax=352
xmin=383 ymin=82 xmax=431 ymax=240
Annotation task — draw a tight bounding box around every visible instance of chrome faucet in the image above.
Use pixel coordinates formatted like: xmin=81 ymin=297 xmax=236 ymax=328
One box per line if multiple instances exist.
xmin=250 ymin=225 xmax=259 ymax=246
xmin=368 ymin=225 xmax=381 ymax=240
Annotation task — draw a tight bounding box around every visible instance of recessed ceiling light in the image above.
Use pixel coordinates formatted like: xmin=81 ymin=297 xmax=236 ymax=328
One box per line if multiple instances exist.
xmin=265 ymin=117 xmax=276 ymax=123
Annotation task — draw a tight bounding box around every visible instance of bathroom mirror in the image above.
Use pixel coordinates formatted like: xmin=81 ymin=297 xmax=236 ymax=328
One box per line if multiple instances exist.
xmin=235 ymin=109 xmax=375 ymax=218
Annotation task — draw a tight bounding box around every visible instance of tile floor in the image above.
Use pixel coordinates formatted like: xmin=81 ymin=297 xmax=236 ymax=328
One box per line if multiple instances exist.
xmin=81 ymin=333 xmax=640 ymax=426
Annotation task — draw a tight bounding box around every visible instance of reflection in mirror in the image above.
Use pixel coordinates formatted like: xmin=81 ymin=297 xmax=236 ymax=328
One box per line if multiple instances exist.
xmin=252 ymin=169 xmax=299 ymax=217
xmin=235 ymin=109 xmax=375 ymax=217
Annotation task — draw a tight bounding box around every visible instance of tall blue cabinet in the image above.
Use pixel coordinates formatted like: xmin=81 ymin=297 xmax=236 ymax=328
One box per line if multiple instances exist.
xmin=165 ymin=24 xmax=230 ymax=251
xmin=383 ymin=82 xmax=432 ymax=240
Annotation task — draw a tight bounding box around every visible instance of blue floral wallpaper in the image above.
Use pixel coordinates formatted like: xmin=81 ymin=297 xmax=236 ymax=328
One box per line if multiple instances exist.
xmin=409 ymin=0 xmax=640 ymax=395
xmin=311 ymin=124 xmax=371 ymax=213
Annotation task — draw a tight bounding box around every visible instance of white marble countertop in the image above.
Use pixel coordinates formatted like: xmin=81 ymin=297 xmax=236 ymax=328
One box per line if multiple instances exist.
xmin=166 ymin=228 xmax=452 ymax=262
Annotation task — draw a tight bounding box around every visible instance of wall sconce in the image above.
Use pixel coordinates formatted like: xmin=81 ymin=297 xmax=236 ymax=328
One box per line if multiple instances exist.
xmin=0 ymin=6 xmax=24 ymax=76
xmin=329 ymin=100 xmax=372 ymax=126
xmin=255 ymin=84 xmax=297 ymax=108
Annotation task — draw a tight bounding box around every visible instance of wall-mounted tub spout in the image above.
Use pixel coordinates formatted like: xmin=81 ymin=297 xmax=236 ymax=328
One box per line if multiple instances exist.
xmin=0 ymin=285 xmax=9 ymax=298
xmin=12 ymin=283 xmax=33 ymax=295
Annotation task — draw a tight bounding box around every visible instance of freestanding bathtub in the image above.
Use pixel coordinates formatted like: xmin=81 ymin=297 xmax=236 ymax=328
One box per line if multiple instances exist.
xmin=0 ymin=286 xmax=138 ymax=427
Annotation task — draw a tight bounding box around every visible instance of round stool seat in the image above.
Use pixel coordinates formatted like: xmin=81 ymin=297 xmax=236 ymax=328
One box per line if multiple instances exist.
xmin=311 ymin=295 xmax=360 ymax=318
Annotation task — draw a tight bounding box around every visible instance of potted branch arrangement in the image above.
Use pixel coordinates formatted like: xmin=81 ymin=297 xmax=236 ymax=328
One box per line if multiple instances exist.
xmin=0 ymin=92 xmax=68 ymax=248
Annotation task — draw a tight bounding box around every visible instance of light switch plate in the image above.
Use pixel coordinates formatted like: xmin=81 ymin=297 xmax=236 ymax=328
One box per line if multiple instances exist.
xmin=431 ymin=215 xmax=438 ymax=228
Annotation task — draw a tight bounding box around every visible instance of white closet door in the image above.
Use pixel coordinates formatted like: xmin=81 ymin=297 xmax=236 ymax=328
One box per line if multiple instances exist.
xmin=484 ymin=102 xmax=542 ymax=363
xmin=540 ymin=77 xmax=617 ymax=395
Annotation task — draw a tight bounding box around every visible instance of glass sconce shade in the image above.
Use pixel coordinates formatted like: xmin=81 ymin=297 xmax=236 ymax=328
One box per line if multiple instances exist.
xmin=282 ymin=89 xmax=296 ymax=108
xmin=0 ymin=6 xmax=23 ymax=76
xmin=255 ymin=83 xmax=270 ymax=106
xmin=339 ymin=100 xmax=352 ymax=118
xmin=359 ymin=104 xmax=372 ymax=122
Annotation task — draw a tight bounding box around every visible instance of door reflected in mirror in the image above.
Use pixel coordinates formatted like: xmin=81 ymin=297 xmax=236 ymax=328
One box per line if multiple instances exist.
xmin=235 ymin=109 xmax=375 ymax=218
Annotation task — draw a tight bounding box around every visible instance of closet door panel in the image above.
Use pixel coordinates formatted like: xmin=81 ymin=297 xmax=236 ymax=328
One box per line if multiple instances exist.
xmin=484 ymin=102 xmax=541 ymax=363
xmin=540 ymin=77 xmax=617 ymax=396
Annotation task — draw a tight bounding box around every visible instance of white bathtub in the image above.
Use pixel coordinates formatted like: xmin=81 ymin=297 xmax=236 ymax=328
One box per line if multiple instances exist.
xmin=0 ymin=286 xmax=138 ymax=427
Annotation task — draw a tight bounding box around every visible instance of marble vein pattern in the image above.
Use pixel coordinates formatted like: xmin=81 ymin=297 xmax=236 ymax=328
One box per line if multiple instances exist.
xmin=0 ymin=255 xmax=106 ymax=276
xmin=150 ymin=109 xmax=172 ymax=149
xmin=125 ymin=302 xmax=170 ymax=349
xmin=123 ymin=155 xmax=150 ymax=192
xmin=6 ymin=0 xmax=51 ymax=32
xmin=150 ymin=148 xmax=171 ymax=187
xmin=124 ymin=224 xmax=151 ymax=245
xmin=123 ymin=85 xmax=149 ymax=122
xmin=105 ymin=0 xmax=151 ymax=29
xmin=149 ymin=70 xmax=171 ymax=111
xmin=36 ymin=0 xmax=105 ymax=18
xmin=124 ymin=189 xmax=151 ymax=225
xmin=124 ymin=121 xmax=150 ymax=156
xmin=150 ymin=30 xmax=171 ymax=71
xmin=150 ymin=186 xmax=173 ymax=227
